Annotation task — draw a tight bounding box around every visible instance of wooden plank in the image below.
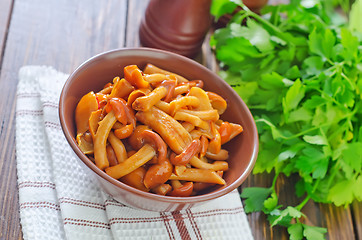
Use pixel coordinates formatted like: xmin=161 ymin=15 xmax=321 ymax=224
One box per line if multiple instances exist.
xmin=0 ymin=1 xmax=18 ymax=239
xmin=352 ymin=201 xmax=362 ymax=240
xmin=125 ymin=0 xmax=148 ymax=47
xmin=1 ymin=0 xmax=128 ymax=73
xmin=198 ymin=32 xmax=219 ymax=71
xmin=0 ymin=0 xmax=13 ymax=64
xmin=0 ymin=105 xmax=21 ymax=240
xmin=0 ymin=0 xmax=128 ymax=239
xmin=302 ymin=201 xmax=355 ymax=239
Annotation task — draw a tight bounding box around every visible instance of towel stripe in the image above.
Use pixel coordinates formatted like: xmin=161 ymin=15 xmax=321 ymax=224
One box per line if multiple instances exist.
xmin=172 ymin=210 xmax=192 ymax=240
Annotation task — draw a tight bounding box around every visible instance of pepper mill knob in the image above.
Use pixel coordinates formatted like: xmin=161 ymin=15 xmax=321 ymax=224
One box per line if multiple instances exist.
xmin=139 ymin=0 xmax=212 ymax=58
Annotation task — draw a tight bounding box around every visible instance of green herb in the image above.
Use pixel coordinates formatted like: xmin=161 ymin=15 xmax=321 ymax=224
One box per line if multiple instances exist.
xmin=211 ymin=0 xmax=362 ymax=239
xmin=349 ymin=0 xmax=362 ymax=32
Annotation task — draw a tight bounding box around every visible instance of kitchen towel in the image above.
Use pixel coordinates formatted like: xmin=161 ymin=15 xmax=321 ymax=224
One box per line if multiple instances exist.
xmin=15 ymin=65 xmax=254 ymax=240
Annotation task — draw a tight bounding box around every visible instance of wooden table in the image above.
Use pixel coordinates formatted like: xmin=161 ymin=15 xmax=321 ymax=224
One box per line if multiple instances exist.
xmin=0 ymin=1 xmax=361 ymax=239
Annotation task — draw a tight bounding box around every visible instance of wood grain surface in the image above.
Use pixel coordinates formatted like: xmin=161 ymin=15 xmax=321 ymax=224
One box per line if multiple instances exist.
xmin=353 ymin=201 xmax=362 ymax=240
xmin=0 ymin=0 xmax=13 ymax=64
xmin=0 ymin=1 xmax=128 ymax=239
xmin=0 ymin=0 xmax=361 ymax=240
xmin=0 ymin=0 xmax=18 ymax=238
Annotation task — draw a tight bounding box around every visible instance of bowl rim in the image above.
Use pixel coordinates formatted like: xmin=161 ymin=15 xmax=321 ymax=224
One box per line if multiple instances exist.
xmin=59 ymin=47 xmax=259 ymax=204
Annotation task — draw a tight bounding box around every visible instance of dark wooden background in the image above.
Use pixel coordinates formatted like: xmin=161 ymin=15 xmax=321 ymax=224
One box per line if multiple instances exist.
xmin=0 ymin=0 xmax=361 ymax=239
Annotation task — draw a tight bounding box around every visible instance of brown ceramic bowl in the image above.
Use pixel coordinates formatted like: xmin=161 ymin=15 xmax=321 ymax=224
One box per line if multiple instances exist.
xmin=59 ymin=48 xmax=258 ymax=211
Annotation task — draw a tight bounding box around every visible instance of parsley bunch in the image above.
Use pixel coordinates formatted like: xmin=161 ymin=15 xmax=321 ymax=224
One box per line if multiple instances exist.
xmin=210 ymin=0 xmax=362 ymax=239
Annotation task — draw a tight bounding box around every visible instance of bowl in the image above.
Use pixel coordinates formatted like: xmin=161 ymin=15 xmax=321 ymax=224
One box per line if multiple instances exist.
xmin=59 ymin=48 xmax=258 ymax=211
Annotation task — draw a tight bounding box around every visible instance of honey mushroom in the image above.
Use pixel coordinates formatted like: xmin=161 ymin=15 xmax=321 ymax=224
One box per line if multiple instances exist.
xmin=74 ymin=64 xmax=244 ymax=196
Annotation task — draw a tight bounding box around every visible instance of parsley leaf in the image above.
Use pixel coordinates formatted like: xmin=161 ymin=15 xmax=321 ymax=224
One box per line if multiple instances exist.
xmin=288 ymin=223 xmax=304 ymax=240
xmin=236 ymin=19 xmax=274 ymax=52
xmin=240 ymin=187 xmax=272 ymax=213
xmin=349 ymin=0 xmax=362 ymax=33
xmin=303 ymin=225 xmax=328 ymax=240
xmin=282 ymin=79 xmax=305 ymax=113
xmin=327 ymin=178 xmax=359 ymax=206
xmin=210 ymin=0 xmax=237 ymax=20
xmin=270 ymin=206 xmax=304 ymax=227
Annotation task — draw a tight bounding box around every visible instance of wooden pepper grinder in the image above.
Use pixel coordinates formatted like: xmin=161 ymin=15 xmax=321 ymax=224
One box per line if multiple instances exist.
xmin=139 ymin=0 xmax=212 ymax=58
